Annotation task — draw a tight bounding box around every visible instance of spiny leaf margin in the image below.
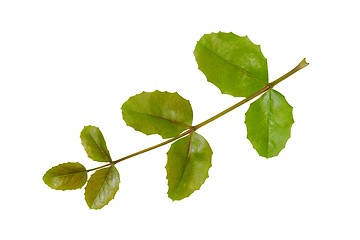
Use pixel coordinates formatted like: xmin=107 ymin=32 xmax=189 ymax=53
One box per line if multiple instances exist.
xmin=43 ymin=162 xmax=87 ymax=190
xmin=84 ymin=165 xmax=120 ymax=210
xmin=194 ymin=31 xmax=268 ymax=97
xmin=121 ymin=90 xmax=193 ymax=139
xmin=80 ymin=125 xmax=112 ymax=162
xmin=245 ymin=89 xmax=294 ymax=158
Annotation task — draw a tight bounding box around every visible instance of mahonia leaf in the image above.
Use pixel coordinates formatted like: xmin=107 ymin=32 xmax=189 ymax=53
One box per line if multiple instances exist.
xmin=166 ymin=132 xmax=212 ymax=200
xmin=43 ymin=162 xmax=87 ymax=190
xmin=245 ymin=89 xmax=294 ymax=158
xmin=80 ymin=125 xmax=112 ymax=162
xmin=84 ymin=165 xmax=120 ymax=209
xmin=121 ymin=91 xmax=193 ymax=139
xmin=194 ymin=32 xmax=268 ymax=97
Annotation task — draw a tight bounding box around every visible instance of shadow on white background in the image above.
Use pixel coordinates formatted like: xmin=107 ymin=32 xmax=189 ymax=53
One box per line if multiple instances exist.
xmin=1 ymin=1 xmax=359 ymax=239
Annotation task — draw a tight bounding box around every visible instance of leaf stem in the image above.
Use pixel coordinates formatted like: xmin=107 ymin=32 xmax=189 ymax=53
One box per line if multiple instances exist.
xmin=194 ymin=58 xmax=309 ymax=130
xmin=269 ymin=58 xmax=309 ymax=88
xmin=193 ymin=85 xmax=271 ymax=130
xmin=112 ymin=129 xmax=193 ymax=164
xmin=87 ymin=58 xmax=308 ymax=172
xmin=87 ymin=128 xmax=194 ymax=172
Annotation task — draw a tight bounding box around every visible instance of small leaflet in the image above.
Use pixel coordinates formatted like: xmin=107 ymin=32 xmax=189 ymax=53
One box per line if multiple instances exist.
xmin=80 ymin=125 xmax=112 ymax=162
xmin=43 ymin=162 xmax=87 ymax=190
xmin=84 ymin=165 xmax=120 ymax=209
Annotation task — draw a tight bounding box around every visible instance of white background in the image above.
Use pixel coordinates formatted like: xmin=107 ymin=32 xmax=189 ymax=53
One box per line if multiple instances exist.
xmin=1 ymin=0 xmax=359 ymax=239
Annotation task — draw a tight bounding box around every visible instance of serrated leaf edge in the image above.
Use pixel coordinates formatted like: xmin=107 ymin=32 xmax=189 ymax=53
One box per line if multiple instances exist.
xmin=165 ymin=132 xmax=213 ymax=201
xmin=195 ymin=31 xmax=268 ymax=90
xmin=121 ymin=90 xmax=193 ymax=138
xmin=84 ymin=165 xmax=120 ymax=210
xmin=81 ymin=125 xmax=112 ymax=162
xmin=245 ymin=89 xmax=294 ymax=158
xmin=43 ymin=162 xmax=87 ymax=191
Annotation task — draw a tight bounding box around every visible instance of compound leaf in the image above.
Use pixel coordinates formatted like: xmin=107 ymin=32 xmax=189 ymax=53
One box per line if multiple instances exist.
xmin=84 ymin=165 xmax=120 ymax=210
xmin=194 ymin=32 xmax=268 ymax=97
xmin=43 ymin=162 xmax=87 ymax=190
xmin=166 ymin=132 xmax=212 ymax=200
xmin=80 ymin=125 xmax=112 ymax=162
xmin=245 ymin=89 xmax=294 ymax=158
xmin=122 ymin=91 xmax=193 ymax=139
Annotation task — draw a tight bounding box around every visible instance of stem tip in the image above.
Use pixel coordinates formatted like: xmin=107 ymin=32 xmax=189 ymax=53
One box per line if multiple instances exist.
xmin=299 ymin=58 xmax=309 ymax=69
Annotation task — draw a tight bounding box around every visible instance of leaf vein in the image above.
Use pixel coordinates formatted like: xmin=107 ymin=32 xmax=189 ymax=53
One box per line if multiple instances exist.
xmin=124 ymin=109 xmax=191 ymax=128
xmin=88 ymin=131 xmax=111 ymax=162
xmin=197 ymin=41 xmax=264 ymax=85
xmin=173 ymin=133 xmax=193 ymax=195
xmin=92 ymin=167 xmax=111 ymax=208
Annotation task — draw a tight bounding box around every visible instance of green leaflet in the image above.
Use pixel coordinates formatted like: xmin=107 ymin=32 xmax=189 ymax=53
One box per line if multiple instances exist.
xmin=80 ymin=126 xmax=112 ymax=162
xmin=245 ymin=89 xmax=294 ymax=158
xmin=84 ymin=165 xmax=120 ymax=210
xmin=194 ymin=32 xmax=268 ymax=97
xmin=43 ymin=162 xmax=87 ymax=190
xmin=166 ymin=132 xmax=212 ymax=200
xmin=121 ymin=91 xmax=193 ymax=139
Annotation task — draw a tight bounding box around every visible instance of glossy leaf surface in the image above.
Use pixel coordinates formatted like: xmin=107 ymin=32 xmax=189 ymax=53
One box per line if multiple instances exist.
xmin=166 ymin=132 xmax=212 ymax=200
xmin=122 ymin=91 xmax=193 ymax=139
xmin=85 ymin=165 xmax=120 ymax=209
xmin=80 ymin=125 xmax=112 ymax=162
xmin=43 ymin=162 xmax=87 ymax=190
xmin=245 ymin=89 xmax=294 ymax=158
xmin=194 ymin=32 xmax=268 ymax=97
